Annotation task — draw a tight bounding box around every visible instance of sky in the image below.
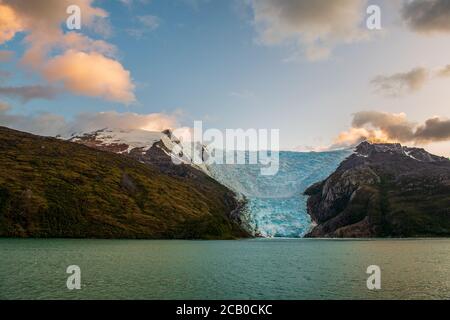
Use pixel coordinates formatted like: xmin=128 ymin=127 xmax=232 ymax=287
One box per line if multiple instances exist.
xmin=1 ymin=0 xmax=450 ymax=156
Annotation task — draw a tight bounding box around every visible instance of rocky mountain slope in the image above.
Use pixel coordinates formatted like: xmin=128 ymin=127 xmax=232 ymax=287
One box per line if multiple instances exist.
xmin=68 ymin=128 xmax=210 ymax=176
xmin=0 ymin=126 xmax=249 ymax=239
xmin=304 ymin=141 xmax=450 ymax=238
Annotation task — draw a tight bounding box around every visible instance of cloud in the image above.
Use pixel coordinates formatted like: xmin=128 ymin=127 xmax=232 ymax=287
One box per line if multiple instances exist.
xmin=0 ymin=3 xmax=23 ymax=44
xmin=371 ymin=67 xmax=429 ymax=97
xmin=247 ymin=0 xmax=368 ymax=61
xmin=127 ymin=14 xmax=161 ymax=39
xmin=0 ymin=0 xmax=135 ymax=104
xmin=415 ymin=117 xmax=450 ymax=143
xmin=58 ymin=32 xmax=117 ymax=57
xmin=72 ymin=111 xmax=177 ymax=133
xmin=42 ymin=50 xmax=135 ymax=104
xmin=1 ymin=0 xmax=108 ymax=44
xmin=371 ymin=64 xmax=450 ymax=97
xmin=402 ymin=0 xmax=450 ymax=34
xmin=351 ymin=111 xmax=415 ymax=141
xmin=437 ymin=64 xmax=450 ymax=77
xmin=138 ymin=15 xmax=160 ymax=30
xmin=333 ymin=111 xmax=450 ymax=148
xmin=0 ymin=107 xmax=178 ymax=137
xmin=0 ymin=85 xmax=60 ymax=102
xmin=0 ymin=111 xmax=67 ymax=137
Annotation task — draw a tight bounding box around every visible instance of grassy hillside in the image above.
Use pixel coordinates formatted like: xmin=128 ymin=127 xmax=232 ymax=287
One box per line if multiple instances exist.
xmin=0 ymin=126 xmax=248 ymax=239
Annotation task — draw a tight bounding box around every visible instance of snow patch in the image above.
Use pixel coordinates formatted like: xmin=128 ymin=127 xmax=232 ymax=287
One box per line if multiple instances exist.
xmin=72 ymin=128 xmax=212 ymax=176
xmin=94 ymin=129 xmax=164 ymax=153
xmin=405 ymin=150 xmax=422 ymax=162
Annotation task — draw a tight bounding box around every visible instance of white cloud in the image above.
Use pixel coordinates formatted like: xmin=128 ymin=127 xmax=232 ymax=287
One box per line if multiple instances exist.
xmin=127 ymin=14 xmax=161 ymax=39
xmin=42 ymin=50 xmax=135 ymax=104
xmin=138 ymin=15 xmax=161 ymax=30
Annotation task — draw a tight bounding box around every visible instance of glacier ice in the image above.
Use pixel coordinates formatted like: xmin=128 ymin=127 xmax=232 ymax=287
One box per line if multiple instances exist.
xmin=69 ymin=128 xmax=350 ymax=237
xmin=208 ymin=150 xmax=351 ymax=238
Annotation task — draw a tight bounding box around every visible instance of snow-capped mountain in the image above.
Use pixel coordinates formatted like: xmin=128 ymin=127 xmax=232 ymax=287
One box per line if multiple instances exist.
xmin=69 ymin=128 xmax=167 ymax=154
xmin=0 ymin=126 xmax=249 ymax=239
xmin=69 ymin=128 xmax=209 ymax=174
xmin=305 ymin=141 xmax=450 ymax=238
xmin=72 ymin=130 xmax=450 ymax=238
xmin=68 ymin=128 xmax=351 ymax=238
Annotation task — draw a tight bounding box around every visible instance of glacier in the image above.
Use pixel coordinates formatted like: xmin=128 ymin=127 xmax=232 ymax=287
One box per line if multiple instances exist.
xmin=68 ymin=128 xmax=351 ymax=238
xmin=208 ymin=150 xmax=352 ymax=238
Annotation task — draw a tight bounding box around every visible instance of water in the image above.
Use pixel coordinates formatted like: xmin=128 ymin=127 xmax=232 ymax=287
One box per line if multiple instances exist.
xmin=1 ymin=238 xmax=450 ymax=300
xmin=208 ymin=150 xmax=351 ymax=237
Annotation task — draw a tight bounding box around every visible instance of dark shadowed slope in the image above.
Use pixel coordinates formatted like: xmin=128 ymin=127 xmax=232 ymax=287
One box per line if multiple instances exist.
xmin=304 ymin=141 xmax=450 ymax=238
xmin=0 ymin=126 xmax=248 ymax=239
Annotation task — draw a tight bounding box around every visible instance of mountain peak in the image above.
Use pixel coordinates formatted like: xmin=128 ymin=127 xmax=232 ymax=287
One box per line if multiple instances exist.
xmin=69 ymin=128 xmax=167 ymax=154
xmin=354 ymin=140 xmax=448 ymax=163
xmin=0 ymin=126 xmax=247 ymax=239
xmin=69 ymin=127 xmax=210 ymax=175
xmin=304 ymin=140 xmax=450 ymax=238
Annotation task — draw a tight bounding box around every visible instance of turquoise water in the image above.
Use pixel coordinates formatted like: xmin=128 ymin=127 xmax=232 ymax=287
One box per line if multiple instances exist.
xmin=1 ymin=238 xmax=450 ymax=300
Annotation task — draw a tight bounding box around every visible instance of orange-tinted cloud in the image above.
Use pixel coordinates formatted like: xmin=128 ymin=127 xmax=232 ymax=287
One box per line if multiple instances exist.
xmin=0 ymin=3 xmax=23 ymax=44
xmin=333 ymin=111 xmax=450 ymax=148
xmin=73 ymin=111 xmax=177 ymax=133
xmin=43 ymin=50 xmax=135 ymax=103
xmin=0 ymin=0 xmax=135 ymax=104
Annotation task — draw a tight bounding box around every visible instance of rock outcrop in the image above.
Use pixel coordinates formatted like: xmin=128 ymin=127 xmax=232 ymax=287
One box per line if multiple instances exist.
xmin=304 ymin=141 xmax=450 ymax=238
